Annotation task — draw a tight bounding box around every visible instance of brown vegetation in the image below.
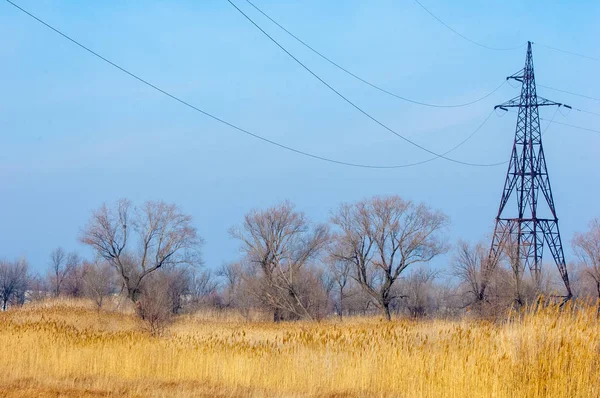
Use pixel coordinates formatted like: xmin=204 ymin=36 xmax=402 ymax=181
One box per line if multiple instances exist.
xmin=0 ymin=299 xmax=599 ymax=397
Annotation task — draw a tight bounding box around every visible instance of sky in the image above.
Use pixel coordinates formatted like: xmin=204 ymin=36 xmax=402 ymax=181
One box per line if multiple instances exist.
xmin=0 ymin=0 xmax=599 ymax=281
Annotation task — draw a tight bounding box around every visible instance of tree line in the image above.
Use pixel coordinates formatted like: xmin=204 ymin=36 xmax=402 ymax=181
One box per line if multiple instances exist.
xmin=2 ymin=196 xmax=599 ymax=327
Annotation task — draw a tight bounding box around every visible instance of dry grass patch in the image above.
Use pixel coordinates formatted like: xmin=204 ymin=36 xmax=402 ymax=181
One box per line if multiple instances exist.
xmin=0 ymin=300 xmax=598 ymax=397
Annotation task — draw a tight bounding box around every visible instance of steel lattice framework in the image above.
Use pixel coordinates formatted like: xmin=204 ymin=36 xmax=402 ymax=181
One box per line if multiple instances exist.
xmin=488 ymin=41 xmax=572 ymax=299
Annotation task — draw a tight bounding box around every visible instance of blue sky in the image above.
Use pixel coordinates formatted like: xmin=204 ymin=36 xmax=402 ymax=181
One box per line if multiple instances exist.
xmin=0 ymin=0 xmax=598 ymax=277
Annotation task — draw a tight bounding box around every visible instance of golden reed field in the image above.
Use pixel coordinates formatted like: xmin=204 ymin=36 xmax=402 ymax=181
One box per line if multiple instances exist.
xmin=0 ymin=300 xmax=599 ymax=397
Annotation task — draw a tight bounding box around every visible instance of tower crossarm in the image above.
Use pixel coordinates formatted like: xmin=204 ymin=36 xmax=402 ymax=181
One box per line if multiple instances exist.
xmin=495 ymin=96 xmax=566 ymax=110
xmin=497 ymin=217 xmax=558 ymax=223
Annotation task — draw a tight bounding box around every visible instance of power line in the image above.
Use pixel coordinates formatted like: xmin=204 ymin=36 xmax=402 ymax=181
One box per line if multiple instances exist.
xmin=535 ymin=43 xmax=600 ymax=62
xmin=413 ymin=0 xmax=600 ymax=62
xmin=574 ymin=108 xmax=600 ymax=117
xmin=540 ymin=118 xmax=600 ymax=135
xmin=423 ymin=110 xmax=504 ymax=166
xmin=225 ymin=0 xmax=503 ymax=167
xmin=244 ymin=0 xmax=507 ymax=108
xmin=2 ymin=0 xmax=499 ymax=169
xmin=562 ymin=106 xmax=600 ymax=118
xmin=536 ymin=85 xmax=600 ymax=116
xmin=507 ymin=107 xmax=600 ymax=135
xmin=538 ymin=84 xmax=600 ymax=103
xmin=412 ymin=0 xmax=525 ymax=51
xmin=368 ymin=110 xmax=504 ymax=168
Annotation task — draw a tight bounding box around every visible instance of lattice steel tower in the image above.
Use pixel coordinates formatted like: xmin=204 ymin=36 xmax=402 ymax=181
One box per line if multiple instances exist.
xmin=488 ymin=41 xmax=572 ymax=299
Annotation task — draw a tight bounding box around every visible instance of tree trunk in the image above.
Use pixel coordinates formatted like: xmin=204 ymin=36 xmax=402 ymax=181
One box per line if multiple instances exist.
xmin=383 ymin=302 xmax=392 ymax=321
xmin=339 ymin=287 xmax=344 ymax=321
xmin=127 ymin=285 xmax=142 ymax=303
xmin=514 ymin=268 xmax=524 ymax=308
xmin=596 ymin=281 xmax=600 ymax=317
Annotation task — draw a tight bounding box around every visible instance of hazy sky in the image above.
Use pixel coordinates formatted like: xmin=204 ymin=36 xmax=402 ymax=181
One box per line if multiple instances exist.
xmin=1 ymin=0 xmax=598 ymax=276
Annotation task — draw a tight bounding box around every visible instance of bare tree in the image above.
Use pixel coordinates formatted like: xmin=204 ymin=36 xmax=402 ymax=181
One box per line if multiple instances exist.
xmin=136 ymin=274 xmax=173 ymax=335
xmin=48 ymin=248 xmax=73 ymax=297
xmin=79 ymin=199 xmax=203 ymax=304
xmin=189 ymin=269 xmax=219 ymax=309
xmin=298 ymin=266 xmax=331 ymax=320
xmin=327 ymin=254 xmax=353 ymax=319
xmin=400 ymin=267 xmax=438 ymax=317
xmin=230 ymin=201 xmax=329 ymax=321
xmin=500 ymin=237 xmax=530 ymax=307
xmin=573 ymin=218 xmax=600 ymax=303
xmin=63 ymin=253 xmax=86 ymax=297
xmin=452 ymin=241 xmax=490 ymax=304
xmin=507 ymin=242 xmax=549 ymax=307
xmin=83 ymin=261 xmax=116 ymax=310
xmin=318 ymin=266 xmax=336 ymax=313
xmin=218 ymin=262 xmax=243 ymax=308
xmin=344 ymin=285 xmax=375 ymax=316
xmin=161 ymin=267 xmax=218 ymax=314
xmin=453 ymin=238 xmax=550 ymax=317
xmin=331 ymin=196 xmax=449 ymax=320
xmin=164 ymin=267 xmax=190 ymax=314
xmin=0 ymin=259 xmax=29 ymax=311
xmin=27 ymin=273 xmax=48 ymax=302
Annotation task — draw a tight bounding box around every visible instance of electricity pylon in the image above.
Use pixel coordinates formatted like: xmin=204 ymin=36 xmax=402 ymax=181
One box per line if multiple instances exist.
xmin=486 ymin=41 xmax=572 ymax=300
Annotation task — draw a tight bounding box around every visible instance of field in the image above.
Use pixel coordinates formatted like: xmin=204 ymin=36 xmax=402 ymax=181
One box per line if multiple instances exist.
xmin=0 ymin=301 xmax=598 ymax=397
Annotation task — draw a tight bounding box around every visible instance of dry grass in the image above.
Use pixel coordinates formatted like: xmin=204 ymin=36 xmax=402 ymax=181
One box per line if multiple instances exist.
xmin=0 ymin=299 xmax=598 ymax=397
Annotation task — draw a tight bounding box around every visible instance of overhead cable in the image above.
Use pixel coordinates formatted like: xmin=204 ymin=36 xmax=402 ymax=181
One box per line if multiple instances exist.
xmin=2 ymin=0 xmax=501 ymax=169
xmin=412 ymin=0 xmax=525 ymax=51
xmin=411 ymin=1 xmax=598 ymax=61
xmin=225 ymin=0 xmax=505 ymax=167
xmin=507 ymin=107 xmax=600 ymax=135
xmin=539 ymin=118 xmax=600 ymax=135
xmin=535 ymin=43 xmax=600 ymax=62
xmin=538 ymin=84 xmax=600 ymax=103
xmin=244 ymin=0 xmax=507 ymax=108
xmin=574 ymin=108 xmax=600 ymax=117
